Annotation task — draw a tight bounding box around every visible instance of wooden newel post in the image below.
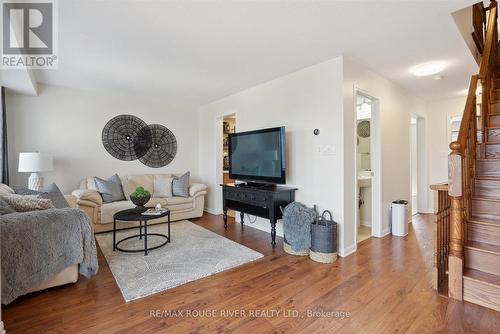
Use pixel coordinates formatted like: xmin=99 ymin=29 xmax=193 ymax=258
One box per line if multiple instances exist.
xmin=448 ymin=141 xmax=464 ymax=300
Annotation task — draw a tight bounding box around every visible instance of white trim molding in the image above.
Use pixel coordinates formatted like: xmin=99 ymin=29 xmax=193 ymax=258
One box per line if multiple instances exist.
xmin=340 ymin=244 xmax=357 ymax=257
xmin=204 ymin=208 xmax=219 ymax=215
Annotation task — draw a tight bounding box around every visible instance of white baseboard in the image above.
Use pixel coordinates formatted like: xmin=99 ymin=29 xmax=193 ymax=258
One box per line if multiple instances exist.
xmin=0 ymin=320 xmax=6 ymax=334
xmin=204 ymin=208 xmax=219 ymax=215
xmin=375 ymin=229 xmax=390 ymax=238
xmin=340 ymin=244 xmax=357 ymax=257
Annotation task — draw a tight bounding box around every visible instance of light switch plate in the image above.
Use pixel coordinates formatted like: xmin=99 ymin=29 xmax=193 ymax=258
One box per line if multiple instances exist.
xmin=317 ymin=145 xmax=335 ymax=155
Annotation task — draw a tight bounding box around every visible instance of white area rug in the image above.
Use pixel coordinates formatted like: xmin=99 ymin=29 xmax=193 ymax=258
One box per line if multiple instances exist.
xmin=96 ymin=220 xmax=263 ymax=302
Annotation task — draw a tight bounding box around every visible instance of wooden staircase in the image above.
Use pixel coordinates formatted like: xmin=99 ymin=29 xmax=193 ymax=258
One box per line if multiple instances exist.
xmin=464 ymin=76 xmax=500 ymax=311
xmin=432 ymin=0 xmax=500 ymax=313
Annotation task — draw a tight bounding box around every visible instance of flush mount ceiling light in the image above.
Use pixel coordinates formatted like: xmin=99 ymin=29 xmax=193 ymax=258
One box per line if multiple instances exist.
xmin=412 ymin=62 xmax=446 ymax=77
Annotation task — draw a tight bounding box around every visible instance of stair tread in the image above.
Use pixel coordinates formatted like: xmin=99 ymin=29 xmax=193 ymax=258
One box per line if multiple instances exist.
xmin=464 ymin=268 xmax=500 ymax=286
xmin=472 ymin=193 xmax=500 ymax=202
xmin=475 ymin=175 xmax=500 ymax=180
xmin=472 ymin=196 xmax=500 ymax=202
xmin=476 ymin=158 xmax=500 ymax=162
xmin=470 ymin=216 xmax=500 ymax=226
xmin=478 ymin=141 xmax=500 ymax=145
xmin=466 ymin=241 xmax=500 ymax=254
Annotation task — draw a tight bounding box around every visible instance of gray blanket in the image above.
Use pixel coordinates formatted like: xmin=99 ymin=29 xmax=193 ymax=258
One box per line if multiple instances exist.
xmin=283 ymin=202 xmax=316 ymax=252
xmin=0 ymin=208 xmax=98 ymax=304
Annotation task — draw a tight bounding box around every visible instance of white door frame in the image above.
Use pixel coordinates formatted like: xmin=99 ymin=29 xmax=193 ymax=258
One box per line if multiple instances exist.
xmin=354 ymin=88 xmax=382 ymax=241
xmin=214 ymin=112 xmax=237 ymax=214
xmin=410 ymin=112 xmax=429 ymax=215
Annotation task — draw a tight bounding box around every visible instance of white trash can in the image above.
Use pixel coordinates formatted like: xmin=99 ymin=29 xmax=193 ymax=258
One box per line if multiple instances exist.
xmin=391 ymin=200 xmax=408 ymax=237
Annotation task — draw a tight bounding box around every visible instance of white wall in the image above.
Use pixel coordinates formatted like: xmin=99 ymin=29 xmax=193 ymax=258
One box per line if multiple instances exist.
xmin=452 ymin=6 xmax=481 ymax=66
xmin=423 ymin=96 xmax=466 ymax=211
xmin=343 ymin=57 xmax=426 ymax=254
xmin=198 ymin=57 xmax=344 ymax=249
xmin=7 ymin=84 xmax=199 ymax=194
xmin=198 ymin=56 xmax=426 ymax=256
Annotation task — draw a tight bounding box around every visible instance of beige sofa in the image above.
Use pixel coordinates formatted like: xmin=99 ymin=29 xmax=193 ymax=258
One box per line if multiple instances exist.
xmin=72 ymin=174 xmax=207 ymax=233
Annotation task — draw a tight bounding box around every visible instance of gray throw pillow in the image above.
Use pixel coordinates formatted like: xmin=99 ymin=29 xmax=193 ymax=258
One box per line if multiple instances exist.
xmin=14 ymin=183 xmax=69 ymax=209
xmin=172 ymin=172 xmax=190 ymax=198
xmin=94 ymin=174 xmax=125 ymax=203
xmin=0 ymin=197 xmax=15 ymax=215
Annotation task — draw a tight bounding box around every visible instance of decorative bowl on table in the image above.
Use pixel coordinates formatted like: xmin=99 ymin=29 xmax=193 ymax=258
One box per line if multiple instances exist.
xmin=130 ymin=186 xmax=151 ymax=212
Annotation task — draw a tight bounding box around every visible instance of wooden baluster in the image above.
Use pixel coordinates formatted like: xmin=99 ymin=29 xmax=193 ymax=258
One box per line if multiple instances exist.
xmin=472 ymin=98 xmax=477 ymax=191
xmin=448 ymin=141 xmax=464 ymax=300
xmin=442 ymin=191 xmax=447 ymax=289
xmin=481 ymin=77 xmax=488 ymax=151
xmin=433 ymin=189 xmax=440 ymax=290
xmin=431 ymin=185 xmax=451 ymax=293
xmin=446 ymin=194 xmax=450 ymax=276
xmin=472 ymin=3 xmax=485 ymax=52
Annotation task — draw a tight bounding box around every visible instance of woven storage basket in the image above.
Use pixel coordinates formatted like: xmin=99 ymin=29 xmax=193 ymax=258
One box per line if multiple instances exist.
xmin=310 ymin=210 xmax=338 ymax=263
xmin=284 ymin=237 xmax=310 ymax=256
xmin=281 ymin=205 xmax=312 ymax=256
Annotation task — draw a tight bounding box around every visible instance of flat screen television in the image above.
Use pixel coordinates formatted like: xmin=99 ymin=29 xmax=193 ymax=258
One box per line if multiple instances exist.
xmin=229 ymin=126 xmax=286 ymax=184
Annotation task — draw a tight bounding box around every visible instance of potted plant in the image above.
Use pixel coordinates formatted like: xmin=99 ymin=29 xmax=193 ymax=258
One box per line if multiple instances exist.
xmin=130 ymin=186 xmax=151 ymax=212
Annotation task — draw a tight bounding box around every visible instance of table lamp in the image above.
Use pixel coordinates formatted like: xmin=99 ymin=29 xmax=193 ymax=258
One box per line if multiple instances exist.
xmin=18 ymin=152 xmax=53 ymax=191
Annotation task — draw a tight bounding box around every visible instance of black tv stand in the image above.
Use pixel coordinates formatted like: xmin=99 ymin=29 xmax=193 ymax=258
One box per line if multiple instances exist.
xmin=235 ymin=181 xmax=272 ymax=188
xmin=220 ymin=183 xmax=297 ymax=248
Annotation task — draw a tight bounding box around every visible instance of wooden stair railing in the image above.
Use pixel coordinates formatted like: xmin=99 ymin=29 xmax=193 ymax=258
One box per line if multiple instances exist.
xmin=472 ymin=2 xmax=486 ymax=54
xmin=430 ymin=183 xmax=450 ymax=294
xmin=445 ymin=0 xmax=498 ymax=301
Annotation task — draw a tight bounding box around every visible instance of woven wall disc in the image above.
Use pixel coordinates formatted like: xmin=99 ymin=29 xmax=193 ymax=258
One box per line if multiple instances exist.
xmin=139 ymin=124 xmax=177 ymax=168
xmin=102 ymin=115 xmax=152 ymax=161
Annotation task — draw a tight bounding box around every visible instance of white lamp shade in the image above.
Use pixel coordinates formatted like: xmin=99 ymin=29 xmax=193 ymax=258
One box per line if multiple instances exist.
xmin=18 ymin=152 xmax=54 ymax=173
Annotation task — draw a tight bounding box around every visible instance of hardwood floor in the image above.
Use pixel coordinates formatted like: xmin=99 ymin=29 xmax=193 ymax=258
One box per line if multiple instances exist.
xmin=3 ymin=214 xmax=500 ymax=333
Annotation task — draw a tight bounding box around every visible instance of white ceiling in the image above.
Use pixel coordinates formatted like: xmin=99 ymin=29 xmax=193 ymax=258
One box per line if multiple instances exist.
xmin=33 ymin=0 xmax=479 ymax=105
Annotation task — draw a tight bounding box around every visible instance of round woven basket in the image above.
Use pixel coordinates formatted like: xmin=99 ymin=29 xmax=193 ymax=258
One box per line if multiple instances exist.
xmin=309 ymin=210 xmax=338 ymax=264
xmin=309 ymin=250 xmax=338 ymax=263
xmin=284 ymin=242 xmax=309 ymax=256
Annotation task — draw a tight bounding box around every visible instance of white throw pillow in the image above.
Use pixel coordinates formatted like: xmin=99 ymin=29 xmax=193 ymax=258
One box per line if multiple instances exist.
xmin=0 ymin=184 xmax=14 ymax=196
xmin=153 ymin=176 xmax=173 ymax=198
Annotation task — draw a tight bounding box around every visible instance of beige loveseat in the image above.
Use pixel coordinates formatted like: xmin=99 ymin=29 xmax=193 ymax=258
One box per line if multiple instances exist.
xmin=71 ymin=174 xmax=207 ymax=233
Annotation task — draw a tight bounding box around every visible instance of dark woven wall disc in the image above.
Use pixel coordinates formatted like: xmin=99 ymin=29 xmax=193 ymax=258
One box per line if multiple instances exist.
xmin=102 ymin=115 xmax=152 ymax=161
xmin=139 ymin=124 xmax=177 ymax=168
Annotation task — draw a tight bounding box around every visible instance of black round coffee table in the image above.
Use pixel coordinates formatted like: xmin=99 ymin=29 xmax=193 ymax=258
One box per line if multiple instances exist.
xmin=113 ymin=208 xmax=171 ymax=256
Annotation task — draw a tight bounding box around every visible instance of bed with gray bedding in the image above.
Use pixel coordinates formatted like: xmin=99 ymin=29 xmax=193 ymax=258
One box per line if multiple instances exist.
xmin=0 ymin=208 xmax=98 ymax=304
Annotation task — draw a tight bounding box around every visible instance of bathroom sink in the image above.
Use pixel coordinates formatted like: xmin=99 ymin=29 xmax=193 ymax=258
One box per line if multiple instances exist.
xmin=358 ymin=170 xmax=372 ymax=188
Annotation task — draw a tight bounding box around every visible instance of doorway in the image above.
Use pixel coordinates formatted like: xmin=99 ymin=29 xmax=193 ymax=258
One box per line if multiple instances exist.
xmin=410 ymin=114 xmax=427 ymax=216
xmin=222 ymin=115 xmax=236 ymax=217
xmin=410 ymin=116 xmax=418 ymax=215
xmin=355 ymin=92 xmax=375 ymax=243
xmin=215 ymin=112 xmax=238 ymax=215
